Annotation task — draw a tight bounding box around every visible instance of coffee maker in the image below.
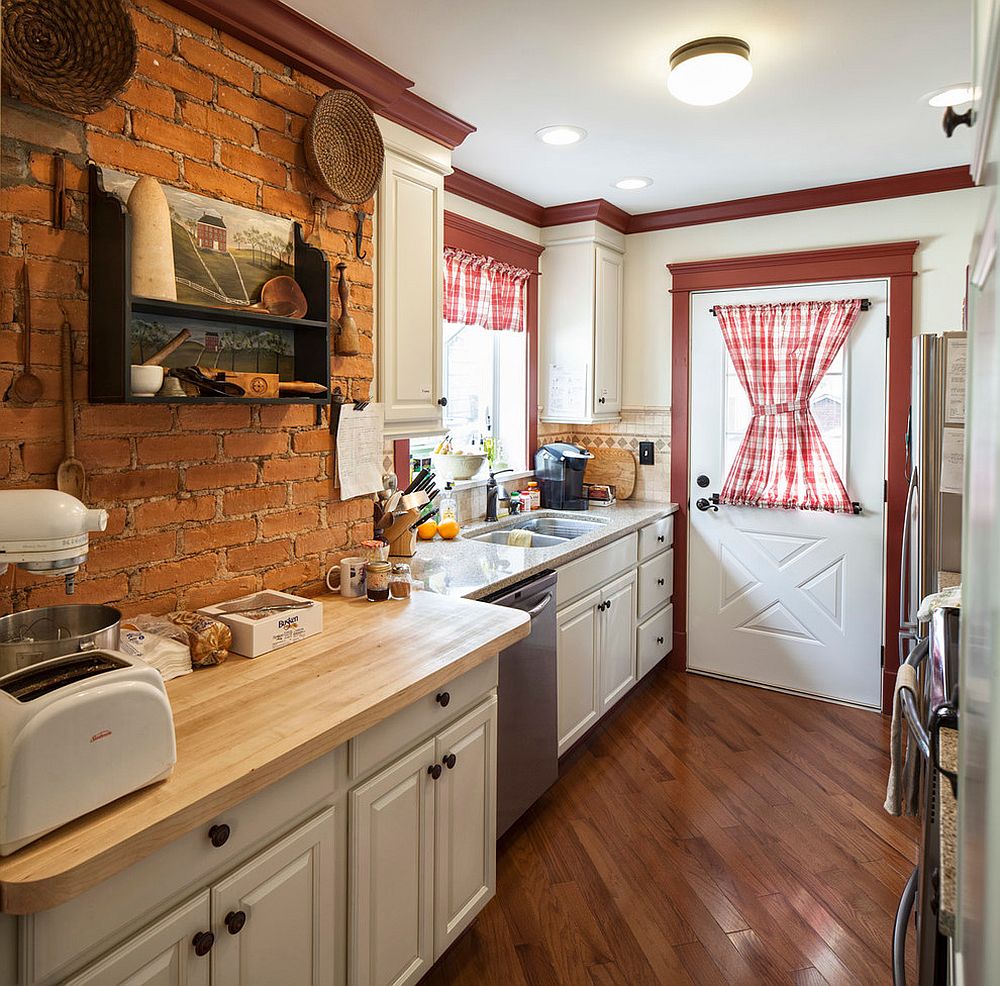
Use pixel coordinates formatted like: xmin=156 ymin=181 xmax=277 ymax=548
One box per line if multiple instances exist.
xmin=534 ymin=443 xmax=594 ymax=510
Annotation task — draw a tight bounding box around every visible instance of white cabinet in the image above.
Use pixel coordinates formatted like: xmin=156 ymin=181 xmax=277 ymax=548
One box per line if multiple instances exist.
xmin=556 ymin=573 xmax=637 ymax=756
xmin=349 ymin=695 xmax=498 ymax=986
xmin=62 ymin=893 xmax=212 ymax=986
xmin=635 ymin=517 xmax=675 ymax=681
xmin=540 ymin=223 xmax=626 ymax=424
xmin=432 ymin=699 xmax=497 ymax=956
xmin=349 ymin=740 xmax=435 ymax=986
xmin=600 ymin=571 xmax=637 ymax=713
xmin=376 ymin=118 xmax=451 ymax=438
xmin=211 ymin=809 xmax=336 ymax=986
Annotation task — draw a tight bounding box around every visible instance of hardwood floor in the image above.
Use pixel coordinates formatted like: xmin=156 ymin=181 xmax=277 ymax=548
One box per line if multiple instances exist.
xmin=425 ymin=668 xmax=919 ymax=986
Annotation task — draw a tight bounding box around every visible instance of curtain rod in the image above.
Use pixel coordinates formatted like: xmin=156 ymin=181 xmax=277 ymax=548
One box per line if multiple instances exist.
xmin=709 ymin=299 xmax=871 ymax=316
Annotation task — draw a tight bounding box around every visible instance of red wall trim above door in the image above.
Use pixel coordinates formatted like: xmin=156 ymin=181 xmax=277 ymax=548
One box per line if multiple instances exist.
xmin=168 ymin=0 xmax=475 ymax=148
xmin=667 ymin=241 xmax=918 ymax=715
xmin=443 ymin=211 xmax=544 ymax=461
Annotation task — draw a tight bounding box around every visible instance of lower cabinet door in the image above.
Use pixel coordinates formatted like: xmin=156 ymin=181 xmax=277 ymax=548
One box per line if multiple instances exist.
xmin=556 ymin=591 xmax=602 ymax=755
xmin=600 ymin=571 xmax=637 ymax=713
xmin=349 ymin=740 xmax=436 ymax=986
xmin=211 ymin=808 xmax=336 ymax=986
xmin=433 ymin=696 xmax=498 ymax=958
xmin=62 ymin=893 xmax=212 ymax=986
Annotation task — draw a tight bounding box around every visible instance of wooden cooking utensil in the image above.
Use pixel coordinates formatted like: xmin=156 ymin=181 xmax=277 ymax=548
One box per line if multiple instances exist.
xmin=57 ymin=319 xmax=86 ymax=499
xmin=13 ymin=266 xmax=43 ymax=404
xmin=333 ymin=262 xmax=359 ymax=355
xmin=278 ymin=381 xmax=328 ymax=395
xmin=143 ymin=328 xmax=191 ymax=366
xmin=222 ymin=276 xmax=307 ymax=318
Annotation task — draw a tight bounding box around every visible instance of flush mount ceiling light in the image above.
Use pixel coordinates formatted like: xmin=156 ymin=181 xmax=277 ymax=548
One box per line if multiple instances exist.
xmin=535 ymin=125 xmax=587 ymax=146
xmin=614 ymin=176 xmax=653 ymax=190
xmin=668 ymin=37 xmax=752 ymax=106
xmin=925 ymin=84 xmax=978 ymax=107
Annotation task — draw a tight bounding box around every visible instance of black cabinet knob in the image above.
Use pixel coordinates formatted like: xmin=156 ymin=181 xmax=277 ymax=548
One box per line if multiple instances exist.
xmin=435 ymin=691 xmax=450 ymax=707
xmin=443 ymin=753 xmax=457 ymax=769
xmin=192 ymin=931 xmax=215 ymax=956
xmin=657 ymin=636 xmax=664 ymax=645
xmin=657 ymin=578 xmax=665 ymax=586
xmin=943 ymin=106 xmax=973 ymax=137
xmin=428 ymin=763 xmax=443 ymax=780
xmin=598 ymin=396 xmax=606 ymax=404
xmin=437 ymin=397 xmax=448 ymax=406
xmin=208 ymin=824 xmax=230 ymax=848
xmin=225 ymin=910 xmax=247 ymax=935
xmin=657 ymin=535 xmax=665 ymax=543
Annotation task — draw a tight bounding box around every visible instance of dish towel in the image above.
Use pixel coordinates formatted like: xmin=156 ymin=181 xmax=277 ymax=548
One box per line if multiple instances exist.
xmin=884 ymin=663 xmax=921 ymax=816
xmin=507 ymin=530 xmax=533 ymax=548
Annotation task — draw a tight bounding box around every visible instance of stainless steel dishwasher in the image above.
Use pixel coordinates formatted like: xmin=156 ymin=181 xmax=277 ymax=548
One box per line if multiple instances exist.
xmin=484 ymin=569 xmax=559 ymax=837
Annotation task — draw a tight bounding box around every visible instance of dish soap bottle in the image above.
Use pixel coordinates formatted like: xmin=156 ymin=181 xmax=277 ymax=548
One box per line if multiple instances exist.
xmin=440 ymin=483 xmax=457 ymax=524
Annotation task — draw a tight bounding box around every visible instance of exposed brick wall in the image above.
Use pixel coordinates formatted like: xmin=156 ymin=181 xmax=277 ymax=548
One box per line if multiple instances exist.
xmin=0 ymin=0 xmax=376 ymax=616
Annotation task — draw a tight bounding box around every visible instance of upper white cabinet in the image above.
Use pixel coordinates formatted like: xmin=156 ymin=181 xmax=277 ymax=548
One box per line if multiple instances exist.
xmin=376 ymin=117 xmax=451 ymax=438
xmin=540 ymin=222 xmax=625 ymax=424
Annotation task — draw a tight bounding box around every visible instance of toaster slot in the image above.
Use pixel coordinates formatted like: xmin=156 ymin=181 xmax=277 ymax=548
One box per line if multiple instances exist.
xmin=1 ymin=652 xmax=128 ymax=702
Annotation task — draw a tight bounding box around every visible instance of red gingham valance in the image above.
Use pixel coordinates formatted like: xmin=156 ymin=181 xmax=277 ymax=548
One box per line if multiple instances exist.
xmin=443 ymin=248 xmax=531 ymax=332
xmin=714 ymin=299 xmax=863 ymax=513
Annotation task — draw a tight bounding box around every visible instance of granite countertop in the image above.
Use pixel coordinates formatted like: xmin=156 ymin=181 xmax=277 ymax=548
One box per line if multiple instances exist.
xmin=404 ymin=501 xmax=678 ymax=599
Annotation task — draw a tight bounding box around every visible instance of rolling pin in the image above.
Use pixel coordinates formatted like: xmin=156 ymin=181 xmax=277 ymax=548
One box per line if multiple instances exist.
xmin=143 ymin=328 xmax=191 ymax=366
xmin=279 ymin=381 xmax=329 ymax=395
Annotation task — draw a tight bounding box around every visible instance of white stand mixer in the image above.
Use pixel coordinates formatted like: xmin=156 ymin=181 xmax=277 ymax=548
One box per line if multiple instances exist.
xmin=0 ymin=490 xmax=108 ymax=594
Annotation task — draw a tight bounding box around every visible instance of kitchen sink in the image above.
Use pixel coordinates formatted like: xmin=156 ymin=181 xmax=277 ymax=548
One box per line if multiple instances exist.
xmin=468 ymin=531 xmax=567 ymax=547
xmin=467 ymin=514 xmax=608 ymax=548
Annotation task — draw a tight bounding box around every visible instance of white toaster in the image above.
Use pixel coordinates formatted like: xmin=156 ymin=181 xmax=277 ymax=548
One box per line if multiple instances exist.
xmin=0 ymin=649 xmax=176 ymax=856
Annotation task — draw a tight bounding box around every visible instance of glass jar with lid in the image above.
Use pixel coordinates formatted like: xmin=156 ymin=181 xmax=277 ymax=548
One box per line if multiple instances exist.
xmin=389 ymin=563 xmax=412 ymax=599
xmin=365 ymin=562 xmax=391 ymax=601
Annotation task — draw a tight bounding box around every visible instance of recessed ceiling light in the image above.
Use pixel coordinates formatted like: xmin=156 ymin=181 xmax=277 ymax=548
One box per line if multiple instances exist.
xmin=614 ymin=177 xmax=653 ymax=190
xmin=668 ymin=36 xmax=752 ymax=106
xmin=926 ymin=84 xmax=977 ymax=107
xmin=535 ymin=125 xmax=587 ymax=146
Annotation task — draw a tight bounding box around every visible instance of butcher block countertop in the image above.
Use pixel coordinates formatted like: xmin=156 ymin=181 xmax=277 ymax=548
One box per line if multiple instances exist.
xmin=0 ymin=591 xmax=529 ymax=915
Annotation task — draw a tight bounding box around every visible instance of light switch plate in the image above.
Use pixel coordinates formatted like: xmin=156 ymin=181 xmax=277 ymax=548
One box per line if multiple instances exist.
xmin=639 ymin=441 xmax=654 ymax=465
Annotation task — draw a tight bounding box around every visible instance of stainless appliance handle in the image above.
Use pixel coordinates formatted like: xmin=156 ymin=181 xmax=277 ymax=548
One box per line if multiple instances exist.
xmin=523 ymin=593 xmax=553 ymax=621
xmin=899 ymin=465 xmax=918 ymax=632
xmin=899 ymin=638 xmax=931 ymax=760
xmin=893 ymin=866 xmax=918 ymax=986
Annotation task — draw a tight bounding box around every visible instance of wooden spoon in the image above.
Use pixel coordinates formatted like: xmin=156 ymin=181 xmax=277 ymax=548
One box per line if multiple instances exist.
xmin=221 ymin=276 xmax=308 ymax=318
xmin=56 ymin=319 xmax=86 ymax=499
xmin=13 ymin=266 xmax=43 ymax=404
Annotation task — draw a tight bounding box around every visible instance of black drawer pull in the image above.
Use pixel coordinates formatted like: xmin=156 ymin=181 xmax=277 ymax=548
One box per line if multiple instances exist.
xmin=225 ymin=910 xmax=247 ymax=935
xmin=436 ymin=691 xmax=451 ymax=707
xmin=443 ymin=753 xmax=457 ymax=769
xmin=657 ymin=535 xmax=665 ymax=543
xmin=192 ymin=931 xmax=215 ymax=956
xmin=657 ymin=636 xmax=664 ymax=645
xmin=428 ymin=763 xmax=443 ymax=780
xmin=208 ymin=824 xmax=230 ymax=848
xmin=657 ymin=578 xmax=665 ymax=586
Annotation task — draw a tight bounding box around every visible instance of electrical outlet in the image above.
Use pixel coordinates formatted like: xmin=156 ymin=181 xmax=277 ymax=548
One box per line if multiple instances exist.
xmin=639 ymin=441 xmax=654 ymax=465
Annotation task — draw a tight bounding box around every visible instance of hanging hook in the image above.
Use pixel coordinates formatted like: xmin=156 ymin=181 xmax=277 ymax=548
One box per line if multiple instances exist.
xmin=354 ymin=210 xmax=368 ymax=260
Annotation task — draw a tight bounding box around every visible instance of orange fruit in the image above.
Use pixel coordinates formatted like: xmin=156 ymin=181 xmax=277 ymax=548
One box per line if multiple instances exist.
xmin=417 ymin=519 xmax=438 ymax=540
xmin=437 ymin=519 xmax=460 ymax=540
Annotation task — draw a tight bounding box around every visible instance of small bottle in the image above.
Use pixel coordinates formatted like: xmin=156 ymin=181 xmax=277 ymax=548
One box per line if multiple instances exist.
xmin=365 ymin=562 xmax=391 ymax=602
xmin=510 ymin=491 xmax=522 ymax=515
xmin=440 ymin=482 xmax=457 ymax=523
xmin=526 ymin=481 xmax=541 ymax=510
xmin=390 ymin=563 xmax=412 ymax=599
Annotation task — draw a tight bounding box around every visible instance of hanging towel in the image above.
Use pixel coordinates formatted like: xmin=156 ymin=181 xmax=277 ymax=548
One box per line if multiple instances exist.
xmin=884 ymin=663 xmax=921 ymax=816
xmin=507 ymin=530 xmax=533 ymax=548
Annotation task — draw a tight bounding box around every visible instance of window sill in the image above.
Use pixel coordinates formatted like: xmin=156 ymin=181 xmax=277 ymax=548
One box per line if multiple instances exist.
xmin=448 ymin=469 xmax=534 ymax=492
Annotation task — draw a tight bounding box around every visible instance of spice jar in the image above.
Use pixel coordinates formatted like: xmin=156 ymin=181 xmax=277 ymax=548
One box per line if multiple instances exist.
xmin=390 ymin=563 xmax=412 ymax=600
xmin=365 ymin=562 xmax=391 ymax=602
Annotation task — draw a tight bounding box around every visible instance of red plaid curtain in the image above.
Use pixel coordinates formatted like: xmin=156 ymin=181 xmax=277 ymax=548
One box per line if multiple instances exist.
xmin=443 ymin=248 xmax=531 ymax=332
xmin=714 ymin=299 xmax=863 ymax=513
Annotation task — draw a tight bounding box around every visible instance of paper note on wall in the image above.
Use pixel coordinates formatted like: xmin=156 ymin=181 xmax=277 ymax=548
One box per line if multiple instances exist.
xmin=548 ymin=364 xmax=587 ymax=418
xmin=944 ymin=337 xmax=967 ymax=425
xmin=940 ymin=426 xmax=965 ymax=495
xmin=337 ymin=403 xmax=384 ymax=500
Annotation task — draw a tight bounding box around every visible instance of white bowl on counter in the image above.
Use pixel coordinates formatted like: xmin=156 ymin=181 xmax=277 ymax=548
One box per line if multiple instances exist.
xmin=431 ymin=452 xmax=487 ymax=481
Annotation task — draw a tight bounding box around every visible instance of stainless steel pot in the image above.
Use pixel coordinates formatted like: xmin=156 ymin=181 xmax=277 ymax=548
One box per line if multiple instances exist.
xmin=0 ymin=604 xmax=121 ymax=677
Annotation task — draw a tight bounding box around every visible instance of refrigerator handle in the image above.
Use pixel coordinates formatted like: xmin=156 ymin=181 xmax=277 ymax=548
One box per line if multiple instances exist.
xmin=899 ymin=465 xmax=918 ymax=627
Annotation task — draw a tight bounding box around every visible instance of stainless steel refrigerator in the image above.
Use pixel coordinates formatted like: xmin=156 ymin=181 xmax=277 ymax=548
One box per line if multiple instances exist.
xmin=899 ymin=332 xmax=966 ymax=662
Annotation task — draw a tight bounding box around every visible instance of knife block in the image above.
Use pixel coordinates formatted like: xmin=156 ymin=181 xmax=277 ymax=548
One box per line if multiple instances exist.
xmin=389 ymin=528 xmax=417 ymax=558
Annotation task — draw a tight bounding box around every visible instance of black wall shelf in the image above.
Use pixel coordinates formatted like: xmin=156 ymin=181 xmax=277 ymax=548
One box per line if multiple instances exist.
xmin=88 ymin=164 xmax=331 ymax=405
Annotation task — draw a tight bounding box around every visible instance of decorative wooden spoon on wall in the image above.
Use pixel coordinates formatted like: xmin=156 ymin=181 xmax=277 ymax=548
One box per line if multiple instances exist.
xmin=14 ymin=266 xmax=43 ymax=404
xmin=220 ymin=276 xmax=308 ymax=318
xmin=57 ymin=320 xmax=86 ymax=499
xmin=334 ymin=262 xmax=360 ymax=355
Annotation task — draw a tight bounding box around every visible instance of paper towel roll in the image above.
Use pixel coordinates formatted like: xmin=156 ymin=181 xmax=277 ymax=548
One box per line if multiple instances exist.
xmin=127 ymin=177 xmax=176 ymax=301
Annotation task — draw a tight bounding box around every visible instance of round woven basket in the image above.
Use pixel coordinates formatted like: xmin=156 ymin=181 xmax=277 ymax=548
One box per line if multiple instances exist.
xmin=305 ymin=89 xmax=385 ymax=205
xmin=1 ymin=0 xmax=137 ymax=115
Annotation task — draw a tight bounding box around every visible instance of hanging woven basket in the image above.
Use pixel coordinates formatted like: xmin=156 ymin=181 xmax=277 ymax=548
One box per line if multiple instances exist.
xmin=1 ymin=0 xmax=138 ymax=115
xmin=304 ymin=89 xmax=385 ymax=205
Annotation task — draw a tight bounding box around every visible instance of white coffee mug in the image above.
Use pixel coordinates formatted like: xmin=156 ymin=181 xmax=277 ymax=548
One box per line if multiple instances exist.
xmin=329 ymin=556 xmax=366 ymax=597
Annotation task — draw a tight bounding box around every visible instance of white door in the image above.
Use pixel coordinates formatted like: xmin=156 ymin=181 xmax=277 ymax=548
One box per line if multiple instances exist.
xmin=599 ymin=571 xmax=637 ymax=712
xmin=63 ymin=893 xmax=211 ymax=986
xmin=688 ymin=280 xmax=888 ymax=708
xmin=594 ymin=243 xmax=624 ymax=415
xmin=433 ymin=696 xmax=497 ymax=958
xmin=349 ymin=740 xmax=435 ymax=986
xmin=212 ymin=809 xmax=336 ymax=986
xmin=556 ymin=591 xmax=601 ymax=755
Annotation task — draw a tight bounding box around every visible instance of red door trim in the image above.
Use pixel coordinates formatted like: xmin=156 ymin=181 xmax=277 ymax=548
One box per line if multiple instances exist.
xmin=668 ymin=241 xmax=919 ymax=714
xmin=443 ymin=211 xmax=544 ymax=462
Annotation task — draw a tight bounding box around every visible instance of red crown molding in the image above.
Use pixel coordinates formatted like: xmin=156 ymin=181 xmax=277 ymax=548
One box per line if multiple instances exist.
xmin=444 ymin=169 xmax=545 ymax=226
xmin=630 ymin=167 xmax=973 ymax=234
xmin=542 ymin=199 xmax=631 ymax=234
xmin=443 ymin=211 xmax=543 ymax=271
xmin=168 ymin=0 xmax=475 ymax=148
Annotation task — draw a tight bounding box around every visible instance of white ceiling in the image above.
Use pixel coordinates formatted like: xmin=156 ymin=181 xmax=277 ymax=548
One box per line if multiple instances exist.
xmin=290 ymin=0 xmax=974 ymax=213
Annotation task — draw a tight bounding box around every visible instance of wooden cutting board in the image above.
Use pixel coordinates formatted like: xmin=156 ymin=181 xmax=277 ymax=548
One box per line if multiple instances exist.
xmin=584 ymin=447 xmax=637 ymax=499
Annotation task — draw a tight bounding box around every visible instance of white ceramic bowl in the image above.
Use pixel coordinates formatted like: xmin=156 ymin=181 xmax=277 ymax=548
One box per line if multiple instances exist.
xmin=130 ymin=364 xmax=165 ymax=397
xmin=432 ymin=452 xmax=486 ymax=481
